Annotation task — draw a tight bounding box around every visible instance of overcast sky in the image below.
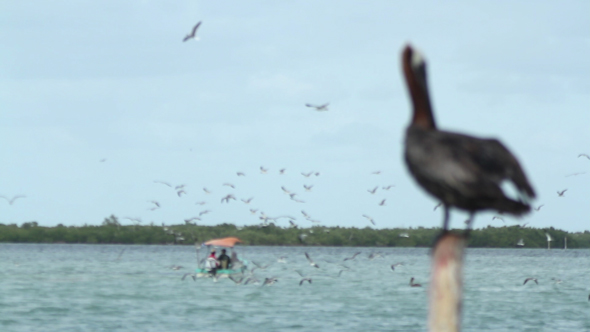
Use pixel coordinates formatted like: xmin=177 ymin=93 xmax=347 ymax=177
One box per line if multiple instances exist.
xmin=1 ymin=1 xmax=588 ymax=232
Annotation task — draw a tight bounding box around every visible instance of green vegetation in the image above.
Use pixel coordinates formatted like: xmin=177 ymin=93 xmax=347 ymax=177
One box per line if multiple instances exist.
xmin=1 ymin=215 xmax=589 ymax=248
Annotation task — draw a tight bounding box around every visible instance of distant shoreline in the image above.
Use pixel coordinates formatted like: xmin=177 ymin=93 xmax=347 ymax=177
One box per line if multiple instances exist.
xmin=1 ymin=215 xmax=589 ymax=248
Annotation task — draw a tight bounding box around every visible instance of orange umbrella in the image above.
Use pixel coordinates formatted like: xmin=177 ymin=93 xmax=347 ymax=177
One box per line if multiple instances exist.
xmin=203 ymin=237 xmax=243 ymax=248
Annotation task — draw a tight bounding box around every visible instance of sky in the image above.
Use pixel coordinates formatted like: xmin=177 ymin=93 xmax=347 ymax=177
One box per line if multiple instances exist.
xmin=1 ymin=1 xmax=589 ymax=232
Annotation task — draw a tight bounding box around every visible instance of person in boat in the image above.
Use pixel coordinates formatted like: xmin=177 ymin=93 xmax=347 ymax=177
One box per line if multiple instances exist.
xmin=204 ymin=249 xmax=219 ymax=275
xmin=217 ymin=249 xmax=231 ymax=270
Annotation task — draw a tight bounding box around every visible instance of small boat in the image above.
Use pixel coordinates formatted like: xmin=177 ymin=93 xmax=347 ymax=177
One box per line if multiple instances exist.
xmin=196 ymin=237 xmax=248 ymax=275
xmin=516 ymin=238 xmax=524 ymax=247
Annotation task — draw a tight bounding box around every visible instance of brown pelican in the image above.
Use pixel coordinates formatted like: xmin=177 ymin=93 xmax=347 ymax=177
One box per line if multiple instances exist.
xmin=401 ymin=44 xmax=535 ymax=231
xmin=183 ymin=21 xmax=202 ymax=42
xmin=305 ymin=103 xmax=329 ymax=111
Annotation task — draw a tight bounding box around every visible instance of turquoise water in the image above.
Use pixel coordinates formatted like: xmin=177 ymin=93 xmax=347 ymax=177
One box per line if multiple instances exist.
xmin=1 ymin=244 xmax=589 ymax=331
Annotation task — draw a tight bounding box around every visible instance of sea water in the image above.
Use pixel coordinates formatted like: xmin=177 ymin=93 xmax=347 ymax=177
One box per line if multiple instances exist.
xmin=1 ymin=244 xmax=589 ymax=332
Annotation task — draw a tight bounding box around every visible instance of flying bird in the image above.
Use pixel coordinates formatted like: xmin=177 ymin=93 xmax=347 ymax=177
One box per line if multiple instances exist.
xmin=401 ymin=44 xmax=535 ymax=231
xmin=223 ymin=183 xmax=235 ymax=189
xmin=241 ymin=197 xmax=254 ymax=204
xmin=523 ymin=277 xmax=538 ymax=285
xmin=578 ymin=153 xmax=590 ymax=160
xmin=203 ymin=187 xmax=211 ymax=194
xmin=492 ymin=216 xmax=505 ymax=222
xmin=237 ymin=172 xmax=245 ymax=176
xmin=301 ymin=171 xmax=313 ymax=178
xmin=176 ymin=190 xmax=186 ymax=197
xmin=303 ymin=185 xmax=313 ymax=192
xmin=371 ymin=171 xmax=382 ymax=175
xmin=305 ymin=252 xmax=319 ymax=268
xmin=250 ymin=208 xmax=258 ymax=214
xmin=344 ymin=252 xmax=361 ymax=261
xmin=279 ymin=168 xmax=286 ymax=175
xmin=153 ymin=180 xmax=172 ymax=187
xmin=260 ymin=166 xmax=268 ymax=174
xmin=199 ymin=210 xmax=211 ymax=216
xmin=367 ymin=186 xmax=378 ymax=194
xmin=409 ymin=277 xmax=422 ymax=287
xmin=305 ymin=103 xmax=329 ymax=111
xmin=195 ymin=201 xmax=206 ymax=205
xmin=379 ymin=199 xmax=386 ymax=206
xmin=382 ymin=185 xmax=395 ymax=190
xmin=557 ymin=189 xmax=567 ymax=197
xmin=183 ymin=21 xmax=202 ymax=42
xmin=221 ymin=194 xmax=236 ymax=203
xmin=534 ymin=205 xmax=544 ymax=211
xmin=362 ymin=214 xmax=375 ymax=225
xmin=0 ymin=195 xmax=26 ymax=205
xmin=299 ymin=278 xmax=312 ymax=286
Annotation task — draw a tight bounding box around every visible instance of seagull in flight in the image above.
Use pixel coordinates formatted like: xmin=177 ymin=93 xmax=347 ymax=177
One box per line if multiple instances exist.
xmin=433 ymin=202 xmax=443 ymax=211
xmin=578 ymin=153 xmax=590 ymax=160
xmin=221 ymin=194 xmax=236 ymax=203
xmin=241 ymin=197 xmax=254 ymax=204
xmin=492 ymin=216 xmax=505 ymax=222
xmin=299 ymin=278 xmax=312 ymax=286
xmin=379 ymin=199 xmax=386 ymax=206
xmin=343 ymin=252 xmax=361 ymax=261
xmin=199 ymin=210 xmax=211 ymax=216
xmin=279 ymin=168 xmax=286 ymax=175
xmin=223 ymin=183 xmax=235 ymax=189
xmin=371 ymin=171 xmax=382 ymax=175
xmin=557 ymin=189 xmax=567 ymax=197
xmin=305 ymin=252 xmax=320 ymax=268
xmin=0 ymin=195 xmax=26 ymax=205
xmin=534 ymin=205 xmax=544 ymax=211
xmin=367 ymin=186 xmax=378 ymax=194
xmin=301 ymin=171 xmax=313 ymax=178
xmin=183 ymin=21 xmax=202 ymax=42
xmin=237 ymin=172 xmax=246 ymax=176
xmin=203 ymin=187 xmax=211 ymax=194
xmin=153 ymin=180 xmax=172 ymax=187
xmin=409 ymin=277 xmax=422 ymax=287
xmin=382 ymin=185 xmax=395 ymax=190
xmin=362 ymin=214 xmax=375 ymax=225
xmin=305 ymin=103 xmax=329 ymax=111
xmin=303 ymin=185 xmax=313 ymax=192
xmin=523 ymin=277 xmax=538 ymax=285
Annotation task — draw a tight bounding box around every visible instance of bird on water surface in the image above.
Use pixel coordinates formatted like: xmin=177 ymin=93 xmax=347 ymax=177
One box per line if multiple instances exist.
xmin=401 ymin=45 xmax=535 ymax=231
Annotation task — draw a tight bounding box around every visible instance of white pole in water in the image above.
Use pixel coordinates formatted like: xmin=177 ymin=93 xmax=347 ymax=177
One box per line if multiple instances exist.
xmin=546 ymin=233 xmax=553 ymax=250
